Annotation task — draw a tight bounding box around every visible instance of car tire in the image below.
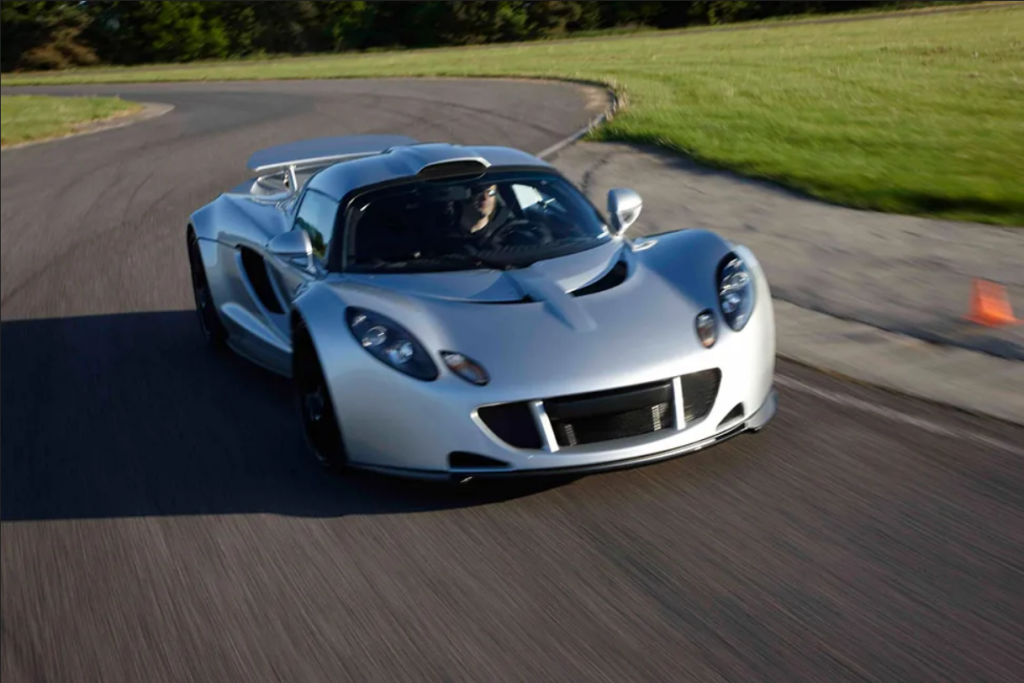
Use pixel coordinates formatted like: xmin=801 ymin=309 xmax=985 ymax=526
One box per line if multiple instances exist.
xmin=187 ymin=228 xmax=228 ymax=349
xmin=293 ymin=316 xmax=350 ymax=474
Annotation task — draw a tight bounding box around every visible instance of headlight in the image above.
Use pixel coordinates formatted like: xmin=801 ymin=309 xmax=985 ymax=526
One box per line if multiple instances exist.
xmin=346 ymin=308 xmax=438 ymax=381
xmin=717 ymin=253 xmax=755 ymax=331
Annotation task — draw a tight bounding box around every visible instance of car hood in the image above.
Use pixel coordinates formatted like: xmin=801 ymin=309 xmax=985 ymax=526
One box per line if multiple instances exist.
xmin=329 ymin=232 xmax=733 ymax=396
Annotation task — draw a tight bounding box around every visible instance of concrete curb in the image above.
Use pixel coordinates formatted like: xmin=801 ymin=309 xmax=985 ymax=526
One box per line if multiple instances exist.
xmin=537 ymin=84 xmax=620 ymax=161
xmin=1 ymin=101 xmax=174 ymax=152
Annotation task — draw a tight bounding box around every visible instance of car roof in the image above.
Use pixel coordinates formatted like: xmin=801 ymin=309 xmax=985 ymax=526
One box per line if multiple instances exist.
xmin=306 ymin=142 xmax=556 ymax=202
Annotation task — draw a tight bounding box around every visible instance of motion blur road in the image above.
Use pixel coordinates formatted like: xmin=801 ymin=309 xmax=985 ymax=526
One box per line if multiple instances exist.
xmin=2 ymin=80 xmax=1023 ymax=683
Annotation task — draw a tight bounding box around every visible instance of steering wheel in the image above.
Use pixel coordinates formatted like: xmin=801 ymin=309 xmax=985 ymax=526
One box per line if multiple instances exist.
xmin=491 ymin=218 xmax=553 ymax=247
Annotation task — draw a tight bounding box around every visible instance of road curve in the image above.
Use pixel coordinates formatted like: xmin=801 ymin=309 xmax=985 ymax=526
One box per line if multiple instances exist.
xmin=2 ymin=80 xmax=1023 ymax=683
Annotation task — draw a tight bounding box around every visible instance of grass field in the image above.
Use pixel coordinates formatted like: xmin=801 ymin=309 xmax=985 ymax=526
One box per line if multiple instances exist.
xmin=1 ymin=95 xmax=141 ymax=147
xmin=2 ymin=5 xmax=1021 ymax=224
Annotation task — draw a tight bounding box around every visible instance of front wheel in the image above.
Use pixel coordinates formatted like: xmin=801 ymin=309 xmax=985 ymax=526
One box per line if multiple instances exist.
xmin=293 ymin=318 xmax=349 ymax=473
xmin=187 ymin=229 xmax=227 ymax=348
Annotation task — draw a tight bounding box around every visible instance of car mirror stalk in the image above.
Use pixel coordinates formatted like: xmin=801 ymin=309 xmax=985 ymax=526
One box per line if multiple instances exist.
xmin=268 ymin=230 xmax=314 ymax=271
xmin=607 ymin=188 xmax=643 ymax=236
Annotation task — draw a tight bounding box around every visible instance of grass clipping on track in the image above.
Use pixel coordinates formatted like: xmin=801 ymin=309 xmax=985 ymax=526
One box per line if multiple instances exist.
xmin=1 ymin=95 xmax=142 ymax=147
xmin=3 ymin=6 xmax=1022 ymax=225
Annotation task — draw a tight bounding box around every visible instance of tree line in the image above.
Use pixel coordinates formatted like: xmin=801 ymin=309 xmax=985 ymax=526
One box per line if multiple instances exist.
xmin=1 ymin=1 xmax=975 ymax=72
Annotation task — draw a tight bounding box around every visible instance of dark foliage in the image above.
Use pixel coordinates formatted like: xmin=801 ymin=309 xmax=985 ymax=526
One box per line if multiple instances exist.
xmin=1 ymin=1 xmax=981 ymax=72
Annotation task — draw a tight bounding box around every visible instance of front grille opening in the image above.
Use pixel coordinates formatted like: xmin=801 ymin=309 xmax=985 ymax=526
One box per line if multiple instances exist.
xmin=449 ymin=452 xmax=510 ymax=470
xmin=477 ymin=403 xmax=542 ymax=449
xmin=571 ymin=260 xmax=628 ymax=297
xmin=682 ymin=369 xmax=722 ymax=423
xmin=717 ymin=403 xmax=745 ymax=429
xmin=476 ymin=369 xmax=723 ymax=452
xmin=552 ymin=401 xmax=673 ymax=447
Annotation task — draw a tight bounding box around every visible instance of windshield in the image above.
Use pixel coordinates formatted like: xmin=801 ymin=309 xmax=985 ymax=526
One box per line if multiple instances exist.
xmin=342 ymin=171 xmax=612 ymax=272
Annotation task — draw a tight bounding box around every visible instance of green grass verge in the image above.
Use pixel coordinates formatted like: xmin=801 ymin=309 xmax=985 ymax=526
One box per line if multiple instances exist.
xmin=3 ymin=5 xmax=1022 ymax=225
xmin=1 ymin=95 xmax=141 ymax=147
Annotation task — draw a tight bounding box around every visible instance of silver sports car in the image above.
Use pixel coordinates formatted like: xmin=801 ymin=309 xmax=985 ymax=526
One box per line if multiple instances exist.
xmin=187 ymin=134 xmax=777 ymax=481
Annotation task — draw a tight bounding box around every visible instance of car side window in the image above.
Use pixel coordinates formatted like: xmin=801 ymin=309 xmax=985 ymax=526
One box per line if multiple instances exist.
xmin=512 ymin=182 xmax=568 ymax=214
xmin=509 ymin=181 xmax=586 ymax=238
xmin=293 ymin=190 xmax=338 ymax=264
xmin=511 ymin=183 xmax=546 ymax=210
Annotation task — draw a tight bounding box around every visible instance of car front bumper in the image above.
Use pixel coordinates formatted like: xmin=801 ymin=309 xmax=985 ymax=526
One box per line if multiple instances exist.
xmin=332 ymin=326 xmax=777 ymax=481
xmin=353 ymin=385 xmax=777 ymax=481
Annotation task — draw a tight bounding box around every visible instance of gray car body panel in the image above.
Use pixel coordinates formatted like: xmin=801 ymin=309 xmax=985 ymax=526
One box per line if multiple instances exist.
xmin=189 ymin=136 xmax=777 ymax=477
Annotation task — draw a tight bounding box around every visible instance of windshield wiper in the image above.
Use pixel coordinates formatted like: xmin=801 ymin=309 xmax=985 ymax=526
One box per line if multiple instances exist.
xmin=356 ymin=253 xmax=519 ymax=273
xmin=433 ymin=253 xmax=518 ymax=271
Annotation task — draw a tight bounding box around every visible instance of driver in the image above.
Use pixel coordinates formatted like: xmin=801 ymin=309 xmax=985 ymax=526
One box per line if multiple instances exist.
xmin=460 ymin=183 xmax=506 ymax=236
xmin=430 ymin=183 xmax=512 ymax=254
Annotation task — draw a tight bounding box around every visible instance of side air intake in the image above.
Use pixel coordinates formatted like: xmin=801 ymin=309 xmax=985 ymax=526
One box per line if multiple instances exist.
xmin=717 ymin=403 xmax=745 ymax=429
xmin=239 ymin=248 xmax=284 ymax=314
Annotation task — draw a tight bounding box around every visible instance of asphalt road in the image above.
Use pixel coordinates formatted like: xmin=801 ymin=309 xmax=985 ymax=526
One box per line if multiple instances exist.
xmin=3 ymin=80 xmax=1023 ymax=683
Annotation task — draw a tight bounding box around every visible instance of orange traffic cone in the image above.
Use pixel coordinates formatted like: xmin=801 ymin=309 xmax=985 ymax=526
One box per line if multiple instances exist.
xmin=964 ymin=279 xmax=1020 ymax=327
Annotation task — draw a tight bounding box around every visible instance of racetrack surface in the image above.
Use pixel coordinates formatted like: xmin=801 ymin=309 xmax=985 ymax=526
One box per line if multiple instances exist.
xmin=3 ymin=80 xmax=1023 ymax=683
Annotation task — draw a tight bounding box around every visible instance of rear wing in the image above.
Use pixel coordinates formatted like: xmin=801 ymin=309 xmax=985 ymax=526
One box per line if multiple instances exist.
xmin=244 ymin=134 xmax=419 ymax=197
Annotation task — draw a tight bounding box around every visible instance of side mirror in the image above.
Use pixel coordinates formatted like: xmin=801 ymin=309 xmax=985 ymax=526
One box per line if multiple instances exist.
xmin=608 ymin=188 xmax=642 ymax=235
xmin=268 ymin=230 xmax=313 ymax=270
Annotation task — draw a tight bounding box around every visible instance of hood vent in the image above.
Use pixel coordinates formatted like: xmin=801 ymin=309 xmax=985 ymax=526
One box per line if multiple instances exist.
xmin=571 ymin=259 xmax=629 ymax=298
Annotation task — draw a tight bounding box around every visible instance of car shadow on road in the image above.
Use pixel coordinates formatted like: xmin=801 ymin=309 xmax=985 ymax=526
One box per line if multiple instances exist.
xmin=1 ymin=311 xmax=572 ymax=523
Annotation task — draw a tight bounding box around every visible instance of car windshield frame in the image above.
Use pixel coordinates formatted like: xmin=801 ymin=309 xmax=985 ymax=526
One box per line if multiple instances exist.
xmin=331 ymin=168 xmax=614 ymax=274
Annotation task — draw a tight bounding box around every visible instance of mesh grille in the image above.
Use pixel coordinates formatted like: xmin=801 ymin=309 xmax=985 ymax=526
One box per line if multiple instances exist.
xmin=552 ymin=401 xmax=673 ymax=447
xmin=681 ymin=369 xmax=722 ymax=423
